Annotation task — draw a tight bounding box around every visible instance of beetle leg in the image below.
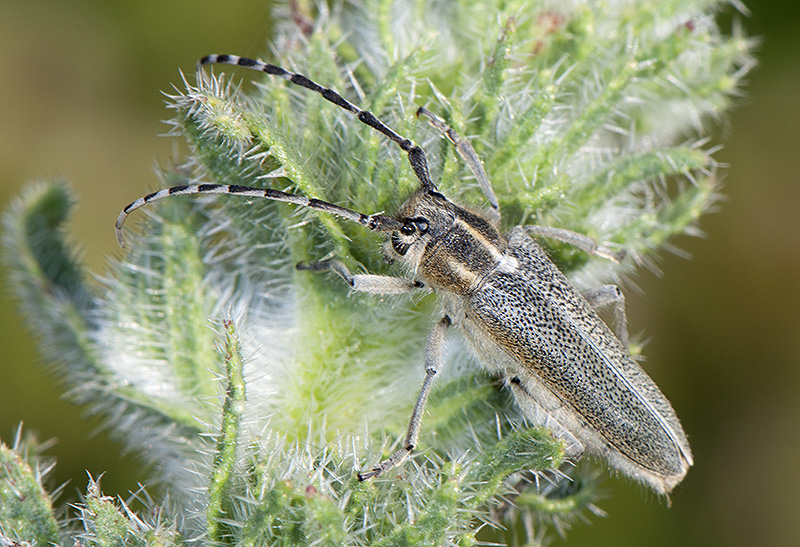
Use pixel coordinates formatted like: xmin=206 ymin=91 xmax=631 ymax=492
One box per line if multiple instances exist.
xmin=416 ymin=106 xmax=500 ymax=214
xmin=297 ymin=259 xmax=424 ymax=294
xmin=358 ymin=315 xmax=451 ymax=480
xmin=523 ymin=225 xmax=625 ymax=263
xmin=582 ymin=285 xmax=630 ymax=350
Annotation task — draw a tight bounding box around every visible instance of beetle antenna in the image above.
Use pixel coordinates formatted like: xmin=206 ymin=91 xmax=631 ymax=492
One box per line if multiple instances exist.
xmin=201 ymin=54 xmax=438 ymax=194
xmin=115 ymin=183 xmax=400 ymax=247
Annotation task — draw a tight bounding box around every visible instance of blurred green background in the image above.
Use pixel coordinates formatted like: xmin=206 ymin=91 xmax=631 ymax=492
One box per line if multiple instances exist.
xmin=1 ymin=1 xmax=798 ymax=545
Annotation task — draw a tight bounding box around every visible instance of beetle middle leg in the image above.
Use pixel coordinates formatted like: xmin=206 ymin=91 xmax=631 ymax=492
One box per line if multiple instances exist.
xmin=299 ymin=259 xmax=446 ymax=479
xmin=523 ymin=225 xmax=626 ymax=263
xmin=358 ymin=314 xmax=452 ymax=480
xmin=521 ymin=226 xmax=630 ymax=347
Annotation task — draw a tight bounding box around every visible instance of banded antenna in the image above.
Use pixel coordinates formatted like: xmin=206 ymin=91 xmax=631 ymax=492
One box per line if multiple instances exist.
xmin=115 ymin=183 xmax=401 ymax=247
xmin=114 ymin=53 xmax=444 ymax=246
xmin=200 ymin=54 xmax=437 ymax=194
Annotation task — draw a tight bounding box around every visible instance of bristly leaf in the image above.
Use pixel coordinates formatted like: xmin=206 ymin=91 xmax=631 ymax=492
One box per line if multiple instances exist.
xmin=2 ymin=0 xmax=752 ymax=545
xmin=0 ymin=431 xmax=60 ymax=546
xmin=206 ymin=319 xmax=246 ymax=544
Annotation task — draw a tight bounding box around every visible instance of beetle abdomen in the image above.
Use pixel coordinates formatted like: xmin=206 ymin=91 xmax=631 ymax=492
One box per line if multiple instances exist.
xmin=459 ymin=228 xmax=692 ymax=492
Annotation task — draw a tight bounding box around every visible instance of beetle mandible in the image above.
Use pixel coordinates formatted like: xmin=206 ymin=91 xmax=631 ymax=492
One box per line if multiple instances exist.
xmin=115 ymin=54 xmax=693 ymax=494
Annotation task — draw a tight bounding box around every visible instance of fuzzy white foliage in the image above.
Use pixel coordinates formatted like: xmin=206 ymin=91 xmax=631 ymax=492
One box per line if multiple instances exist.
xmin=1 ymin=0 xmax=753 ymax=545
xmin=94 ymin=0 xmax=751 ymax=526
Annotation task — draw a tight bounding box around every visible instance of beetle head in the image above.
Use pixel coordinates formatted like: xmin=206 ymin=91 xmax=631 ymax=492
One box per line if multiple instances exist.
xmin=383 ymin=190 xmax=455 ymax=269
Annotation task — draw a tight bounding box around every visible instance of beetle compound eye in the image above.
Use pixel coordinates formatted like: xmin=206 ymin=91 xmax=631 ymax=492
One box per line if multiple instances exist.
xmin=391 ymin=233 xmax=411 ymax=255
xmin=400 ymin=221 xmax=416 ymax=236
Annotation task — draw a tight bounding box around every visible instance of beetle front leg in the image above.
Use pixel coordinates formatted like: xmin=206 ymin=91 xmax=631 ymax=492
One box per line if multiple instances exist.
xmin=416 ymin=106 xmax=499 ymax=212
xmin=297 ymin=259 xmax=424 ymax=294
xmin=358 ymin=315 xmax=452 ymax=480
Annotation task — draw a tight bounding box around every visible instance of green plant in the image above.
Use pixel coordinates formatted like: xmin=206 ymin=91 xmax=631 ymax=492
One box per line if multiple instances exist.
xmin=2 ymin=0 xmax=752 ymax=545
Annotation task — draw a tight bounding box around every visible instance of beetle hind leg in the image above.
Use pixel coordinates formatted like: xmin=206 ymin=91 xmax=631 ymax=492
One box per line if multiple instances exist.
xmin=506 ymin=375 xmax=585 ymax=464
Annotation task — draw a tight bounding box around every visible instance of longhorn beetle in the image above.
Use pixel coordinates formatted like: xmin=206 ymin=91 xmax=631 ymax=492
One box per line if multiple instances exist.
xmin=116 ymin=54 xmax=693 ymax=494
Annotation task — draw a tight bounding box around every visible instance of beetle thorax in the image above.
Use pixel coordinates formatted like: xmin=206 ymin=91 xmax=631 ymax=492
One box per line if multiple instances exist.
xmin=384 ymin=190 xmax=511 ymax=296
